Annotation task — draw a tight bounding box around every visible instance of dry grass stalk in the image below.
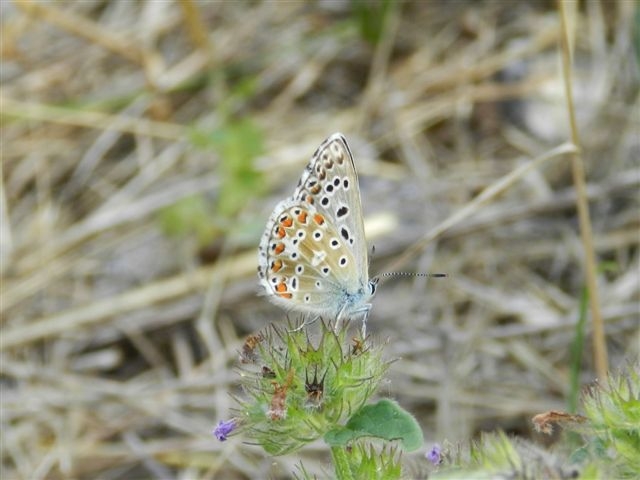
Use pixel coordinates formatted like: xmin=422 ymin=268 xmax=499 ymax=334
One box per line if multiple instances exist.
xmin=1 ymin=2 xmax=637 ymax=478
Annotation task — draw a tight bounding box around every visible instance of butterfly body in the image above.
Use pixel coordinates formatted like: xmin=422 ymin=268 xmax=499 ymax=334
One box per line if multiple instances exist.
xmin=258 ymin=133 xmax=377 ymax=324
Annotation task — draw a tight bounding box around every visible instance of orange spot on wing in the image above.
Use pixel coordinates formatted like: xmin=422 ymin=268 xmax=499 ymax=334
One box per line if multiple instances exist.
xmin=313 ymin=214 xmax=325 ymax=225
xmin=280 ymin=216 xmax=293 ymax=228
xmin=298 ymin=211 xmax=308 ymax=224
xmin=271 ymin=259 xmax=283 ymax=273
xmin=275 ymin=282 xmax=292 ymax=299
xmin=274 ymin=243 xmax=285 ymax=255
xmin=306 ymin=195 xmax=314 ymax=205
xmin=277 ymin=226 xmax=286 ymax=238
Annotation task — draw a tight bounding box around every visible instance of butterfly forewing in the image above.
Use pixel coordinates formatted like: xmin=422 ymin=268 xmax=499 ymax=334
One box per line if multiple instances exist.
xmin=293 ymin=134 xmax=368 ymax=283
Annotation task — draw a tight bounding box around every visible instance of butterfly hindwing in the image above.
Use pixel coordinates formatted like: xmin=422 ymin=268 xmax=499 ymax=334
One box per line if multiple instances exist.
xmin=257 ymin=200 xmax=359 ymax=315
xmin=257 ymin=133 xmax=374 ymax=321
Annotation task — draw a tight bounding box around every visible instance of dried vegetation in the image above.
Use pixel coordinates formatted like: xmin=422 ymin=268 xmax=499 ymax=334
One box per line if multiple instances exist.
xmin=1 ymin=1 xmax=638 ymax=478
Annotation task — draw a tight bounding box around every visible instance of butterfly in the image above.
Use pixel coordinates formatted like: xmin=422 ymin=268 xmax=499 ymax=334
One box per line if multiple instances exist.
xmin=257 ymin=133 xmax=377 ymax=330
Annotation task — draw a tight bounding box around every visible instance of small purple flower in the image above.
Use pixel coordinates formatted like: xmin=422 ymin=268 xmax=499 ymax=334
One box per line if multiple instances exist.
xmin=213 ymin=419 xmax=236 ymax=441
xmin=426 ymin=443 xmax=441 ymax=466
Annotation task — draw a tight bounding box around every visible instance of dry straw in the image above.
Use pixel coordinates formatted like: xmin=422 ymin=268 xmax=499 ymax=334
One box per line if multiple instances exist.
xmin=1 ymin=1 xmax=637 ymax=478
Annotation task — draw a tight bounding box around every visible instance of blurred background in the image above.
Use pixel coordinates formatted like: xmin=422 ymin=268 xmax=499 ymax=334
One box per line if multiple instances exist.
xmin=1 ymin=1 xmax=638 ymax=478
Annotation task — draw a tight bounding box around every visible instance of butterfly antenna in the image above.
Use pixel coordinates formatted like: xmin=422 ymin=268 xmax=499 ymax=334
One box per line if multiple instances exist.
xmin=371 ymin=246 xmax=446 ymax=282
xmin=380 ymin=272 xmax=447 ymax=279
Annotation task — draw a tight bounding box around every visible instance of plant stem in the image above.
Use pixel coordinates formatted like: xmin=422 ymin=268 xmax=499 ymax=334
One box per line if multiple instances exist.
xmin=558 ymin=0 xmax=608 ymax=380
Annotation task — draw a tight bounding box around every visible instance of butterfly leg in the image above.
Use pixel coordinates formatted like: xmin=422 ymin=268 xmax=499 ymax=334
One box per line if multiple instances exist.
xmin=337 ymin=304 xmax=371 ymax=337
xmin=360 ymin=307 xmax=371 ymax=338
xmin=288 ymin=315 xmax=319 ymax=333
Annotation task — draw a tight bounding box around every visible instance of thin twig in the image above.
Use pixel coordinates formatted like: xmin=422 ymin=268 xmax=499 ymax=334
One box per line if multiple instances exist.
xmin=1 ymin=97 xmax=186 ymax=140
xmin=380 ymin=142 xmax=578 ymax=276
xmin=558 ymin=1 xmax=608 ymax=379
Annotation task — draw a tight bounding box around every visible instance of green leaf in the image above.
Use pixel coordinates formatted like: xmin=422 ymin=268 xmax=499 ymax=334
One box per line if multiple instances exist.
xmin=324 ymin=399 xmax=423 ymax=452
xmin=157 ymin=195 xmax=213 ymax=244
xmin=350 ymin=0 xmax=395 ymax=45
xmin=189 ymin=120 xmax=265 ymax=218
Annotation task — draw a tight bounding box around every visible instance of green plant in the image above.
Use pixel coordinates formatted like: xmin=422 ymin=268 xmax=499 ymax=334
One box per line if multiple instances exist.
xmin=215 ymin=320 xmax=424 ymax=479
xmin=428 ymin=363 xmax=640 ymax=479
xmin=350 ymin=0 xmax=395 ymax=45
